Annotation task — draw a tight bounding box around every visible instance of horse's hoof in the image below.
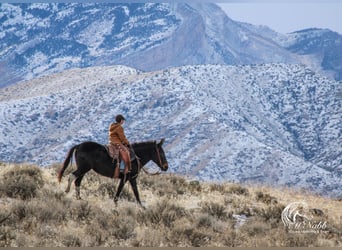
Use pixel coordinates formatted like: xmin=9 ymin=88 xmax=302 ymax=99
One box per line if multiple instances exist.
xmin=114 ymin=197 xmax=119 ymax=203
xmin=139 ymin=203 xmax=146 ymax=210
xmin=112 ymin=209 xmax=119 ymax=216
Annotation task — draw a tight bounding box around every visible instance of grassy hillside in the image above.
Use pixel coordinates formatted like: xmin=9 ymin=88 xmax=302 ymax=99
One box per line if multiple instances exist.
xmin=0 ymin=163 xmax=341 ymax=247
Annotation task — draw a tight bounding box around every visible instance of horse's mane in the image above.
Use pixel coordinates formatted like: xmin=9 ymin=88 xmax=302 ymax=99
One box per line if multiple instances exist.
xmin=131 ymin=140 xmax=156 ymax=148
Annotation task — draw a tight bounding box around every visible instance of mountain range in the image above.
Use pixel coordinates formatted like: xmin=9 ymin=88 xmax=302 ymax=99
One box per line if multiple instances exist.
xmin=0 ymin=3 xmax=341 ymax=198
xmin=0 ymin=3 xmax=342 ymax=88
xmin=0 ymin=63 xmax=341 ymax=198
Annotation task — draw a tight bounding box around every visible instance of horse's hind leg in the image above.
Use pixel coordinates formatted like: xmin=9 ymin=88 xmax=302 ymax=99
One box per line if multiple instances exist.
xmin=65 ymin=168 xmax=86 ymax=200
xmin=65 ymin=173 xmax=77 ymax=193
xmin=74 ymin=175 xmax=85 ymax=200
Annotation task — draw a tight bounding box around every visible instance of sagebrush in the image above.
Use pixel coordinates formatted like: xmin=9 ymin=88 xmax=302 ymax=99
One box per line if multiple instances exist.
xmin=0 ymin=163 xmax=341 ymax=247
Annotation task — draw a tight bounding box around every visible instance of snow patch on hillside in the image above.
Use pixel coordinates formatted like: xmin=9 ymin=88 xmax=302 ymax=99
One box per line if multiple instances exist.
xmin=0 ymin=64 xmax=340 ymax=197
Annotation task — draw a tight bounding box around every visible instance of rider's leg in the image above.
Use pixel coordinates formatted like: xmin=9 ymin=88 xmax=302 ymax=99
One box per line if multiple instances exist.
xmin=120 ymin=148 xmax=131 ymax=174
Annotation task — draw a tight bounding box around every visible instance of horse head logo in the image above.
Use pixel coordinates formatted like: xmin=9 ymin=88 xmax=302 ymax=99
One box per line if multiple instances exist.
xmin=281 ymin=202 xmax=313 ymax=229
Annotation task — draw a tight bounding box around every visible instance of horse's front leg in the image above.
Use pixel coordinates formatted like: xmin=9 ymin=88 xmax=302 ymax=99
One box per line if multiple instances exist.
xmin=129 ymin=177 xmax=145 ymax=209
xmin=114 ymin=177 xmax=127 ymax=205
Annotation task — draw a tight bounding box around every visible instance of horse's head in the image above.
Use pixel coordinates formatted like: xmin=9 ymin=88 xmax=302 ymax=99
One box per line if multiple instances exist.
xmin=152 ymin=138 xmax=168 ymax=171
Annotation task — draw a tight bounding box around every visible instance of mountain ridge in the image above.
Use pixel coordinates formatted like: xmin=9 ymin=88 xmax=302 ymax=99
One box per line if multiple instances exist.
xmin=1 ymin=3 xmax=342 ymax=88
xmin=0 ymin=63 xmax=340 ymax=198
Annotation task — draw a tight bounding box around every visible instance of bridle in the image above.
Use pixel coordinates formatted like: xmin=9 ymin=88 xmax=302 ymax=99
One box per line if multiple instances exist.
xmin=155 ymin=140 xmax=169 ymax=170
xmin=155 ymin=141 xmax=163 ymax=169
xmin=141 ymin=141 xmax=168 ymax=176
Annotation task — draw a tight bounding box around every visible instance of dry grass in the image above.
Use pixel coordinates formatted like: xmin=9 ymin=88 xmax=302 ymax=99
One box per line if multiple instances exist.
xmin=0 ymin=163 xmax=341 ymax=247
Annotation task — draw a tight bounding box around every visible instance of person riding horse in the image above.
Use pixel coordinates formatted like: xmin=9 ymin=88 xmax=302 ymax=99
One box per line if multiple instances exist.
xmin=108 ymin=114 xmax=131 ymax=178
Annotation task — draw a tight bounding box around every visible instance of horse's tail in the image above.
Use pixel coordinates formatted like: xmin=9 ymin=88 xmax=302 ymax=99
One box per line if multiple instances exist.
xmin=58 ymin=145 xmax=78 ymax=183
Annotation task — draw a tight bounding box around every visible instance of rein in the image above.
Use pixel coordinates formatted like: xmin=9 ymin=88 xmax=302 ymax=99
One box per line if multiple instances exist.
xmin=131 ymin=140 xmax=166 ymax=176
xmin=131 ymin=144 xmax=161 ymax=176
xmin=155 ymin=141 xmax=164 ymax=170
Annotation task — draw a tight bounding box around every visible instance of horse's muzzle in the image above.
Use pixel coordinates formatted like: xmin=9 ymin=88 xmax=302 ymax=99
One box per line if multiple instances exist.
xmin=162 ymin=163 xmax=168 ymax=171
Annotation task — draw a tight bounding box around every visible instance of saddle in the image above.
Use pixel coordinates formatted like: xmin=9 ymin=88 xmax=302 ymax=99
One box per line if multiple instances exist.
xmin=104 ymin=145 xmax=137 ymax=166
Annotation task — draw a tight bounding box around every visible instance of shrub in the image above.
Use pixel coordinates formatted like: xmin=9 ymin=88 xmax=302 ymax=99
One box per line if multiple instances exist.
xmin=168 ymin=174 xmax=187 ymax=186
xmin=168 ymin=174 xmax=189 ymax=194
xmin=200 ymin=201 xmax=231 ymax=220
xmin=34 ymin=201 xmax=67 ymax=223
xmin=233 ymin=203 xmax=254 ymax=217
xmin=11 ymin=202 xmax=28 ymax=221
xmin=196 ymin=213 xmax=214 ymax=228
xmin=36 ymin=225 xmax=58 ymax=243
xmin=188 ymin=180 xmax=201 ymax=192
xmin=255 ymin=191 xmax=278 ymax=204
xmin=98 ymin=182 xmax=117 ymax=199
xmin=0 ymin=226 xmax=16 ymax=247
xmin=209 ymin=183 xmax=225 ymax=193
xmin=170 ymin=224 xmax=210 ymax=247
xmin=109 ymin=216 xmax=136 ymax=240
xmin=283 ymin=233 xmax=318 ymax=247
xmin=0 ymin=209 xmax=11 ymax=226
xmin=69 ymin=200 xmax=93 ymax=221
xmin=0 ymin=165 xmax=44 ymax=200
xmin=84 ymin=224 xmax=106 ymax=246
xmin=228 ymin=184 xmax=249 ymax=196
xmin=138 ymin=173 xmax=155 ymax=188
xmin=254 ymin=204 xmax=285 ymax=226
xmin=10 ymin=198 xmax=67 ymax=229
xmin=149 ymin=175 xmax=181 ymax=197
xmin=132 ymin=230 xmax=163 ymax=247
xmin=1 ymin=163 xmax=341 ymax=247
xmin=61 ymin=234 xmax=82 ymax=247
xmin=221 ymin=228 xmax=247 ymax=247
xmin=240 ymin=218 xmax=270 ymax=237
xmin=40 ymin=188 xmax=69 ymax=204
xmin=83 ymin=205 xmax=127 ymax=246
xmin=137 ymin=199 xmax=187 ymax=227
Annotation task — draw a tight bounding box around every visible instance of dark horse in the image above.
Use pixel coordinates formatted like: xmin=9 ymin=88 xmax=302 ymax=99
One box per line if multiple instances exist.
xmin=58 ymin=139 xmax=168 ymax=207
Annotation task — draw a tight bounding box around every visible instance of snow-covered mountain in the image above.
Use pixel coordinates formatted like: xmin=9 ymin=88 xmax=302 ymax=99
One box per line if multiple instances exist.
xmin=2 ymin=3 xmax=341 ymax=88
xmin=0 ymin=64 xmax=341 ymax=198
xmin=239 ymin=24 xmax=342 ymax=81
xmin=0 ymin=3 xmax=341 ymax=197
xmin=284 ymin=29 xmax=342 ymax=81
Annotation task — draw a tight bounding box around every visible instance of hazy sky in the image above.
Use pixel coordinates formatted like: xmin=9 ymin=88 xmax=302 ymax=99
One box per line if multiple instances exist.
xmin=217 ymin=2 xmax=342 ymax=35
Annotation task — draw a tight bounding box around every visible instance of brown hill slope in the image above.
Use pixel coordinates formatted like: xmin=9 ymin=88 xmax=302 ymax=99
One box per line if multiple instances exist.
xmin=0 ymin=163 xmax=341 ymax=247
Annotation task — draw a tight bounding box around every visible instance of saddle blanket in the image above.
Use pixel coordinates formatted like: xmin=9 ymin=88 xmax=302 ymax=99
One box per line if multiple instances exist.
xmin=104 ymin=144 xmax=137 ymax=163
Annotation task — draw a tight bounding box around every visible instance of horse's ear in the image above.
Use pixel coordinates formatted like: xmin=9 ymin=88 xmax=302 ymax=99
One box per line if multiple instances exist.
xmin=159 ymin=138 xmax=165 ymax=146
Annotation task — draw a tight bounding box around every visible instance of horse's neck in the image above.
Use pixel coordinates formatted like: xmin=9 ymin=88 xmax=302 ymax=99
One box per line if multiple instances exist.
xmin=139 ymin=157 xmax=150 ymax=167
xmin=133 ymin=143 xmax=153 ymax=167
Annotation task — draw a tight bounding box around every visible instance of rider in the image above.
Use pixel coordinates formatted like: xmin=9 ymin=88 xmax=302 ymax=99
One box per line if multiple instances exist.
xmin=109 ymin=114 xmax=131 ymax=178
